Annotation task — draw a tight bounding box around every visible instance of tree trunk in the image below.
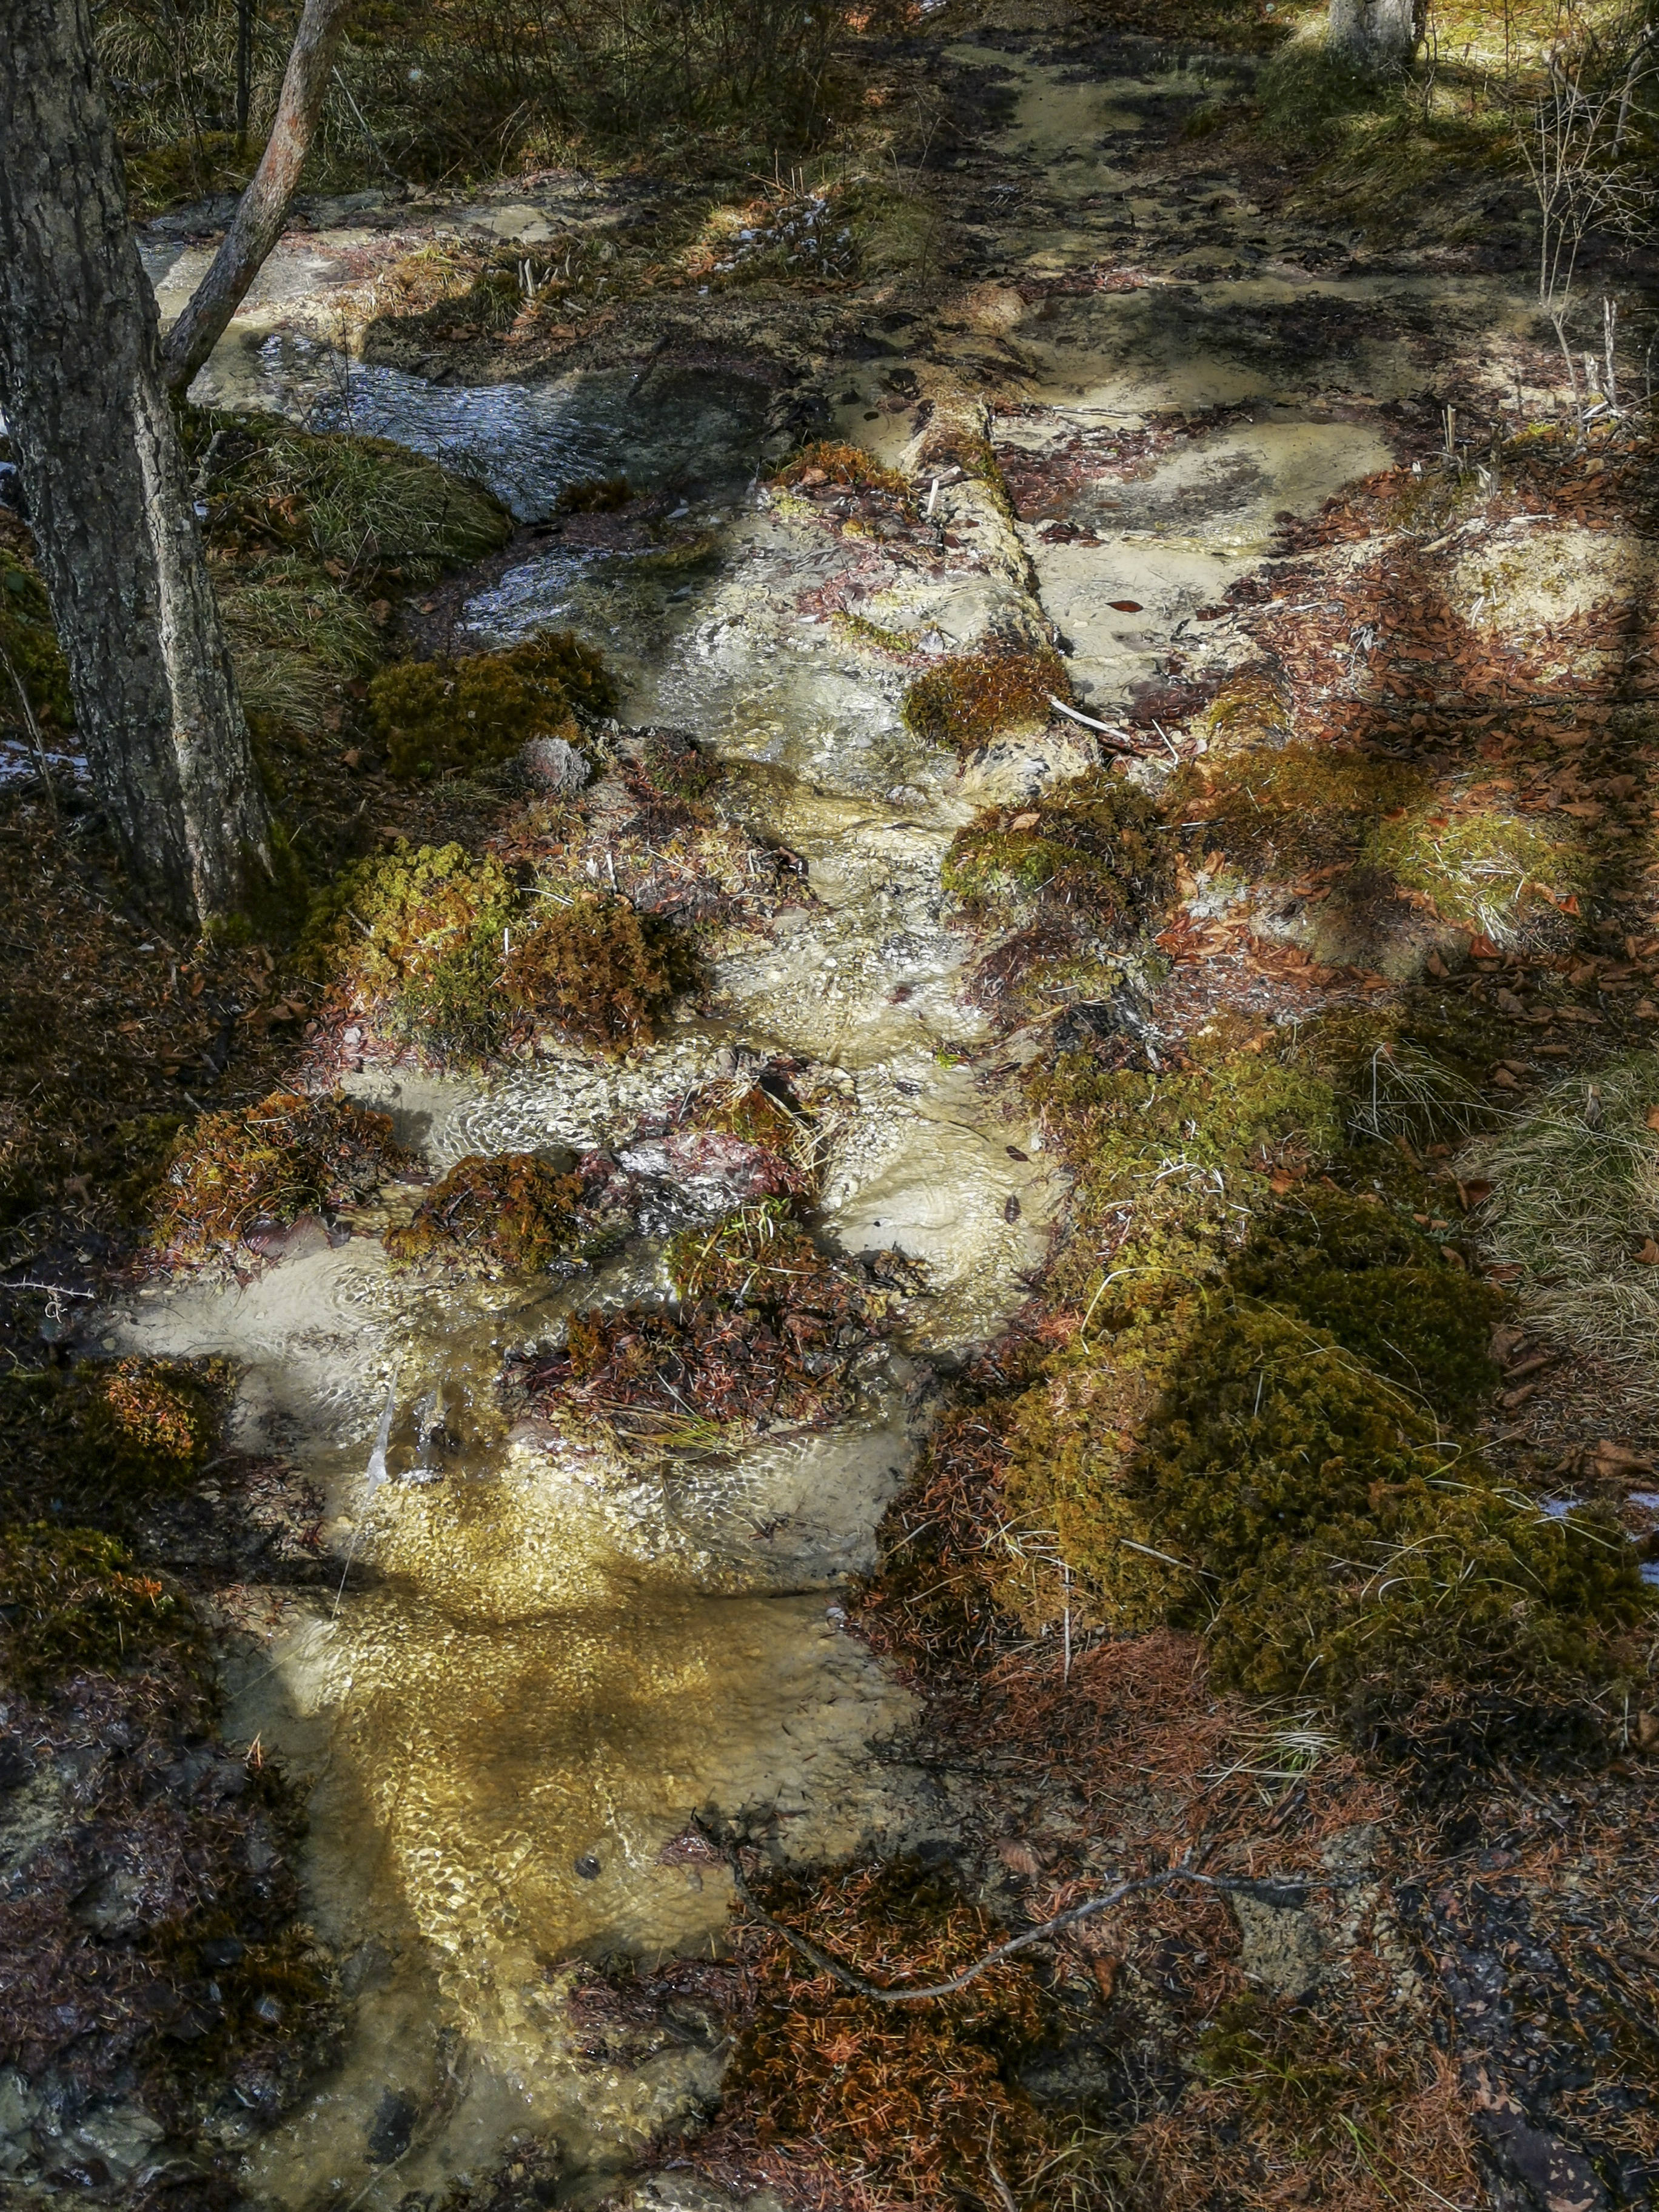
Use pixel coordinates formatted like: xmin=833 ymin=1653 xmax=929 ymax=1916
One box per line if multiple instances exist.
xmin=1328 ymin=0 xmax=1421 ymax=71
xmin=162 ymin=0 xmax=352 ymax=394
xmin=0 ymin=0 xmax=275 ymax=932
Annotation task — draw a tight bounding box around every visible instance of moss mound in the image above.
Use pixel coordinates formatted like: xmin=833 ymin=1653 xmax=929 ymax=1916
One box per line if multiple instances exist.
xmin=0 ymin=1358 xmax=224 ymax=1524
xmin=369 ymin=634 xmax=615 ymax=781
xmin=1367 ymin=795 xmax=1587 ymax=947
xmin=0 ymin=1524 xmax=198 ymax=1688
xmin=773 ymin=440 xmax=910 ymax=499
xmin=944 ymin=769 xmax=1172 ymax=934
xmin=1171 ymin=743 xmax=1425 ymax=874
xmin=503 ymin=891 xmax=685 ymax=1053
xmin=384 ymin=1153 xmax=588 ymax=1273
xmin=902 ymin=647 xmax=1068 ymax=751
xmin=154 ymin=1091 xmax=411 ymax=1264
xmin=306 ymin=841 xmax=517 ymax=1058
xmin=189 ymin=409 xmax=511 ymax=580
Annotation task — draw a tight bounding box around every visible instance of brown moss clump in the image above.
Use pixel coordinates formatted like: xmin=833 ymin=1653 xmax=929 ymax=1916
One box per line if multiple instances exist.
xmin=503 ymin=892 xmax=685 ymax=1053
xmin=0 ymin=1358 xmax=226 ymax=1526
xmin=554 ymin=475 xmax=631 ymax=514
xmin=772 ymin=440 xmax=911 ymax=498
xmin=95 ymin=1358 xmax=221 ymax=1474
xmin=1170 ymin=743 xmax=1426 ymax=874
xmin=153 ymin=1091 xmax=412 ymax=1264
xmin=717 ymin=1858 xmax=1068 ymax=2210
xmin=384 ymin=1153 xmax=588 ymax=1274
xmin=369 ymin=634 xmax=614 ymax=781
xmin=943 ymin=769 xmax=1172 ymax=939
xmin=0 ymin=1525 xmax=198 ymax=1687
xmin=514 ymin=1203 xmax=917 ymax=1451
xmin=902 ymin=646 xmax=1069 ymax=751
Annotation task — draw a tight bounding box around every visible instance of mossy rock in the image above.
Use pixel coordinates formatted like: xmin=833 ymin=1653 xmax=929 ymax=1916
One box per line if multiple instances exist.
xmin=943 ymin=770 xmax=1172 ymax=939
xmin=0 ymin=1524 xmax=198 ymax=1687
xmin=384 ymin=1153 xmax=588 ymax=1273
xmin=902 ymin=648 xmax=1068 ymax=751
xmin=370 ymin=634 xmax=615 ymax=782
xmin=1366 ymin=795 xmax=1587 ymax=947
xmin=154 ymin=1090 xmax=412 ymax=1263
xmin=0 ymin=1358 xmax=224 ymax=1525
xmin=772 ymin=440 xmax=911 ymax=500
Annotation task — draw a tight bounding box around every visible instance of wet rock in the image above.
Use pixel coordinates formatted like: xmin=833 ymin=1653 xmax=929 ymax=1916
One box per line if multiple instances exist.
xmin=521 ymin=734 xmax=591 ymax=795
xmin=0 ymin=1737 xmax=33 ymax=1792
xmin=47 ymin=2103 xmax=166 ymax=2187
xmin=1467 ymin=2067 xmax=1611 ymax=2212
xmin=1230 ymin=1891 xmax=1322 ymax=2000
xmin=0 ymin=2069 xmax=42 ymax=2174
xmin=367 ymin=2088 xmax=419 ymax=2165
xmin=957 ymin=725 xmax=1099 ymax=807
xmin=611 ymin=2180 xmax=786 ymax=2212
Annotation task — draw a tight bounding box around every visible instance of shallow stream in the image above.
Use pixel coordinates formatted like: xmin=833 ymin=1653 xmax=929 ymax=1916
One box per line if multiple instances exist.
xmin=114 ymin=30 xmax=1538 ymax=2204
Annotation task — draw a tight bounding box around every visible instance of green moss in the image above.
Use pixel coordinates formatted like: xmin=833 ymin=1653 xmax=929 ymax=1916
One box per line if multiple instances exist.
xmin=943 ymin=771 xmax=1171 ymax=937
xmin=1171 ymin=743 xmax=1426 ymax=874
xmin=153 ymin=1090 xmax=413 ymax=1262
xmin=902 ymin=648 xmax=1069 ymax=751
xmin=1366 ymin=797 xmax=1587 ymax=946
xmin=369 ymin=634 xmax=614 ymax=780
xmin=0 ymin=1524 xmax=198 ymax=1687
xmin=503 ymin=890 xmax=685 ymax=1053
xmin=0 ymin=1358 xmax=224 ymax=1521
xmin=305 ymin=841 xmax=517 ymax=1059
xmin=0 ymin=549 xmax=73 ymax=731
xmin=384 ymin=1153 xmax=588 ymax=1272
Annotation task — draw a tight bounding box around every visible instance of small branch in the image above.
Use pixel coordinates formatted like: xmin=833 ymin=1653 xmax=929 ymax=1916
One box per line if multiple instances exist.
xmin=722 ymin=1843 xmax=1316 ymax=2004
xmin=1047 ymin=694 xmax=1137 ymax=748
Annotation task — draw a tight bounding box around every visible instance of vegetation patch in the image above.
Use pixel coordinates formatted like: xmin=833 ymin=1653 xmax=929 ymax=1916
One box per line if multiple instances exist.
xmin=503 ymin=890 xmax=686 ymax=1052
xmin=903 ymin=647 xmax=1070 ymax=752
xmin=1476 ymin=1054 xmax=1659 ymax=1406
xmin=384 ymin=1152 xmax=588 ymax=1274
xmin=712 ymin=1857 xmax=1078 ymax=2211
xmin=153 ymin=1090 xmax=412 ymax=1264
xmin=0 ymin=1524 xmax=198 ymax=1687
xmin=369 ymin=634 xmax=615 ymax=782
xmin=190 ymin=409 xmax=511 ymax=581
xmin=1367 ymin=795 xmax=1587 ymax=947
xmin=0 ymin=546 xmax=73 ymax=734
xmin=1171 ymin=743 xmax=1426 ymax=875
xmin=771 ymin=440 xmax=911 ymax=499
xmin=512 ymin=1201 xmax=917 ymax=1452
xmin=945 ymin=770 xmax=1172 ymax=930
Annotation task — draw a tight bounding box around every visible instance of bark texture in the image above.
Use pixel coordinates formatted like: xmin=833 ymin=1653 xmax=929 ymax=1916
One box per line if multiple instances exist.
xmin=161 ymin=0 xmax=352 ymax=394
xmin=1328 ymin=0 xmax=1421 ymax=70
xmin=0 ymin=0 xmax=274 ymax=929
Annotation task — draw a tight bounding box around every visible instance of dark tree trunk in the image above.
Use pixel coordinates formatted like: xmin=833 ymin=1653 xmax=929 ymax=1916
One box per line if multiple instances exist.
xmin=162 ymin=0 xmax=352 ymax=394
xmin=0 ymin=0 xmax=275 ymax=932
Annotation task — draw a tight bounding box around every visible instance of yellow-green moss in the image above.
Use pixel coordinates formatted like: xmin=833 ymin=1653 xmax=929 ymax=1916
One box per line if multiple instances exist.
xmin=384 ymin=1153 xmax=588 ymax=1273
xmin=902 ymin=648 xmax=1070 ymax=751
xmin=369 ymin=634 xmax=614 ymax=781
xmin=305 ymin=841 xmax=517 ymax=1059
xmin=772 ymin=440 xmax=911 ymax=499
xmin=503 ymin=891 xmax=685 ymax=1053
xmin=153 ymin=1090 xmax=412 ymax=1262
xmin=0 ymin=1525 xmax=197 ymax=1687
xmin=943 ymin=771 xmax=1171 ymax=937
xmin=1366 ymin=798 xmax=1587 ymax=946
xmin=0 ymin=549 xmax=72 ymax=731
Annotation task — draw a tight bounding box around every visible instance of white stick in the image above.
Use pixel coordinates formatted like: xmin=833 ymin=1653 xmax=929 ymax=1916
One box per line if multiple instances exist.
xmin=1048 ymin=694 xmax=1135 ymax=745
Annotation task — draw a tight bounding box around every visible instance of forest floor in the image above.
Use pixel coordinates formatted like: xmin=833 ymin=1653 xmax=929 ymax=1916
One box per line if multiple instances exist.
xmin=2 ymin=2 xmax=1659 ymax=2210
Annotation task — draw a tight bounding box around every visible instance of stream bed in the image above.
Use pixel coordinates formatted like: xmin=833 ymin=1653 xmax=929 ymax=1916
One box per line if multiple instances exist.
xmin=112 ymin=27 xmax=1543 ymax=2205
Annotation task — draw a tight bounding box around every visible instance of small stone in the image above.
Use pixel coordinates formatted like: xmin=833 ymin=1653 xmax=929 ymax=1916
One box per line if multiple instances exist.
xmin=574 ymin=1852 xmax=602 ymax=1880
xmin=521 ymin=736 xmax=591 ymax=796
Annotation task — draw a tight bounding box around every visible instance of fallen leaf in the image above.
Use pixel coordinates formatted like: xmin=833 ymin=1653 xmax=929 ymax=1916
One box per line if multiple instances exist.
xmin=1108 ymin=599 xmax=1143 ymax=612
xmin=1637 ymin=1238 xmax=1659 ymax=1264
xmin=1439 ymin=1245 xmax=1466 ymax=1269
xmin=1008 ymin=811 xmax=1040 ymax=831
xmin=1458 ymin=1178 xmax=1495 ymax=1210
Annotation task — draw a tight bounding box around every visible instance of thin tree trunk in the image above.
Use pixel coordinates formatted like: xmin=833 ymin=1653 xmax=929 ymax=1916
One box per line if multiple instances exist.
xmin=162 ymin=0 xmax=352 ymax=394
xmin=0 ymin=0 xmax=275 ymax=931
xmin=1328 ymin=0 xmax=1421 ymax=70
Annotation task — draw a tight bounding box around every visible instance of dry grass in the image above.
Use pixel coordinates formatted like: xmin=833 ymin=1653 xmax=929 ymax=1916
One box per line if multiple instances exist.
xmin=1473 ymin=1051 xmax=1659 ymax=1403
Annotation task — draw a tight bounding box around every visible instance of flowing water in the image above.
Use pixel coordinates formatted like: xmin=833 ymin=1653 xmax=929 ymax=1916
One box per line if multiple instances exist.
xmin=115 ymin=30 xmax=1538 ymax=2204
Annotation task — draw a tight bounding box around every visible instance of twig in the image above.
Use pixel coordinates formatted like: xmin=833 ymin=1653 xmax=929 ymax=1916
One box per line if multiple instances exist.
xmin=1047 ymin=694 xmax=1136 ymax=747
xmin=722 ymin=1846 xmax=1321 ymax=2003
